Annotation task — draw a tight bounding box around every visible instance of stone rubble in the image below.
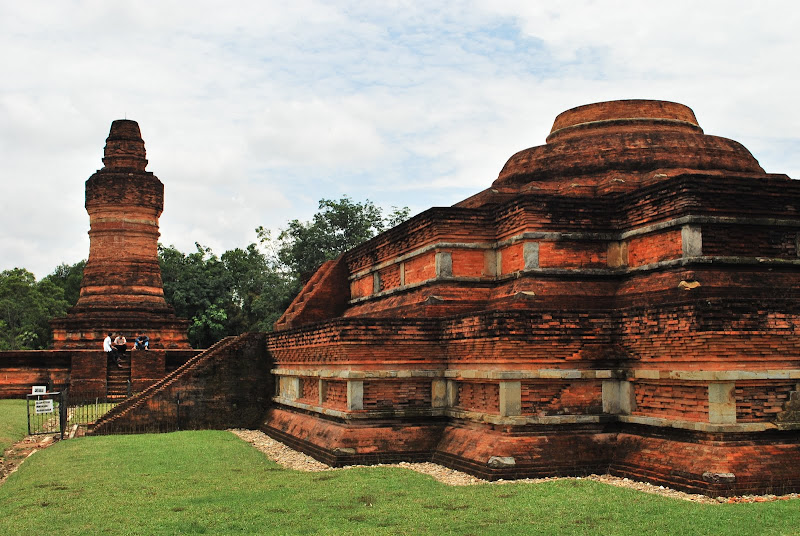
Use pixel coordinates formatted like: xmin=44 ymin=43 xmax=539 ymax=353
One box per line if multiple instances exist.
xmin=229 ymin=429 xmax=800 ymax=504
xmin=0 ymin=434 xmax=57 ymax=486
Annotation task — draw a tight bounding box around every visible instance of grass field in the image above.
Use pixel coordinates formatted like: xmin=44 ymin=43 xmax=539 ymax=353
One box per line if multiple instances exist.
xmin=0 ymin=430 xmax=798 ymax=536
xmin=0 ymin=399 xmax=29 ymax=454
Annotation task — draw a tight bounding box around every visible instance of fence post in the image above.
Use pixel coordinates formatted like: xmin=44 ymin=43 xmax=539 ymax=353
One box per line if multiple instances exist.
xmin=26 ymin=395 xmax=32 ymax=435
xmin=59 ymin=391 xmax=66 ymax=440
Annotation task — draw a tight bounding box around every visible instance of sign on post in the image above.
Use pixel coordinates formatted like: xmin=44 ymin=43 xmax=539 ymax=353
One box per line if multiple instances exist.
xmin=35 ymin=399 xmax=54 ymax=414
xmin=32 ymin=385 xmax=47 ymax=395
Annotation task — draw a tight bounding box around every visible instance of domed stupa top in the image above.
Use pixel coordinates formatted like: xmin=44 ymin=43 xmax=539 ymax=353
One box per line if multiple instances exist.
xmin=101 ymin=119 xmax=148 ymax=171
xmin=493 ymin=99 xmax=764 ymax=190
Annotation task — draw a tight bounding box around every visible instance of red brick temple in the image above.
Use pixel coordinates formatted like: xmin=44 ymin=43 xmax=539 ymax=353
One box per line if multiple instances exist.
xmin=257 ymin=99 xmax=800 ymax=495
xmin=50 ymin=120 xmax=190 ymax=350
xmin=75 ymin=100 xmax=800 ymax=496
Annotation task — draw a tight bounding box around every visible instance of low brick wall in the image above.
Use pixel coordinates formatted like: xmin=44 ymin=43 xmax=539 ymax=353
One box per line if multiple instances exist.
xmin=0 ymin=349 xmax=200 ymax=399
xmin=0 ymin=351 xmax=72 ymax=397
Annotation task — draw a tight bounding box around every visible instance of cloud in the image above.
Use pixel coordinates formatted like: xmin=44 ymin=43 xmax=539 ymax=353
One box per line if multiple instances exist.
xmin=1 ymin=1 xmax=798 ymax=278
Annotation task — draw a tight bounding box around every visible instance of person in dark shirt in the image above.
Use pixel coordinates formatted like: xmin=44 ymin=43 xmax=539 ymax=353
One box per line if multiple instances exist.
xmin=135 ymin=333 xmax=150 ymax=350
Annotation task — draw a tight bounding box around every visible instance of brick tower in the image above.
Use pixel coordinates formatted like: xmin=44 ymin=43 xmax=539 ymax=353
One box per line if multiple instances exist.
xmin=51 ymin=120 xmax=190 ymax=349
xmin=262 ymin=100 xmax=800 ymax=496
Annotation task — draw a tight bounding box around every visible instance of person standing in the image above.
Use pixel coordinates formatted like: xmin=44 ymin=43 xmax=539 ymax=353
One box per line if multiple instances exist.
xmin=104 ymin=332 xmax=121 ymax=368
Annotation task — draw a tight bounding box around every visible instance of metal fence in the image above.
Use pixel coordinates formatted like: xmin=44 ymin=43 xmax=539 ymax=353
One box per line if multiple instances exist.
xmin=27 ymin=392 xmax=65 ymax=438
xmin=27 ymin=388 xmax=123 ymax=438
xmin=91 ymin=394 xmax=187 ymax=435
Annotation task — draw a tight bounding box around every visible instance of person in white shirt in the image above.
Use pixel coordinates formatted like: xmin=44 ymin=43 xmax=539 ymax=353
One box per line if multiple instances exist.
xmin=104 ymin=332 xmax=121 ymax=368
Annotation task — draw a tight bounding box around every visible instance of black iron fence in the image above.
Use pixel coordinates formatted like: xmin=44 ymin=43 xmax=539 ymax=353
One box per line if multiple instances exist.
xmin=26 ymin=391 xmax=65 ymax=438
xmin=91 ymin=394 xmax=189 ymax=435
xmin=27 ymin=388 xmax=125 ymax=438
xmin=65 ymin=387 xmax=120 ymax=428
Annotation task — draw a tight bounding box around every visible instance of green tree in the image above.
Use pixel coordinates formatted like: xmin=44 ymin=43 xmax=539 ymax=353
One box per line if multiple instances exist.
xmin=220 ymin=244 xmax=294 ymax=333
xmin=158 ymin=242 xmax=292 ymax=347
xmin=43 ymin=260 xmax=86 ymax=307
xmin=0 ymin=268 xmax=69 ymax=350
xmin=159 ymin=244 xmax=232 ymax=348
xmin=267 ymin=196 xmax=409 ymax=280
xmin=157 ymin=197 xmax=409 ymax=348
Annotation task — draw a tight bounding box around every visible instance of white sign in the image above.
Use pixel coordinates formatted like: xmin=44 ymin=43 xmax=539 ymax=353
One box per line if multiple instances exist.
xmin=35 ymin=399 xmax=54 ymax=414
xmin=32 ymin=385 xmax=47 ymax=395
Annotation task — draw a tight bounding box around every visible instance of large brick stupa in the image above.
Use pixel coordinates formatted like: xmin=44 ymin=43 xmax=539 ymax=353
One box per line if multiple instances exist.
xmin=50 ymin=120 xmax=190 ymax=349
xmin=263 ymin=100 xmax=800 ymax=495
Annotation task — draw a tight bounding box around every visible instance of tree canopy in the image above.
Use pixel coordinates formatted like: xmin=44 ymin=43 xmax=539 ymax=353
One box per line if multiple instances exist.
xmin=162 ymin=196 xmax=408 ymax=347
xmin=5 ymin=196 xmax=409 ymax=349
xmin=0 ymin=268 xmax=69 ymax=350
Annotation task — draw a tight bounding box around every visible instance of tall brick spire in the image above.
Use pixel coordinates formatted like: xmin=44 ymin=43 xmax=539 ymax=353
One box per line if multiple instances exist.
xmin=50 ymin=120 xmax=190 ymax=349
xmin=101 ymin=119 xmax=148 ymax=171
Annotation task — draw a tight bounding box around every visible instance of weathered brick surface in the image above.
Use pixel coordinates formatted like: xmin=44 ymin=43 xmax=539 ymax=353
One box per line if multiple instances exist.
xmin=0 ymin=351 xmax=72 ymax=397
xmin=363 ymin=380 xmax=431 ymax=410
xmin=263 ymin=100 xmax=800 ymax=496
xmin=323 ymin=381 xmax=347 ymax=410
xmin=90 ymin=333 xmax=270 ymax=434
xmin=735 ymin=382 xmax=795 ymax=422
xmin=262 ymin=408 xmax=443 ymax=465
xmin=403 ymin=252 xmax=436 ymax=284
xmin=299 ymin=377 xmax=319 ymax=404
xmin=450 ymin=249 xmax=488 ymax=278
xmin=633 ymin=382 xmax=709 ymax=421
xmin=275 ymin=257 xmax=350 ymax=329
xmin=538 ymin=241 xmax=607 ymax=269
xmin=456 ymin=382 xmax=500 ymax=413
xmin=521 ymin=381 xmax=602 ymax=415
xmin=50 ymin=120 xmax=190 ymax=350
xmin=627 ymin=229 xmax=682 ymax=267
xmin=610 ymin=429 xmax=800 ymax=496
xmin=130 ymin=350 xmax=167 ymax=392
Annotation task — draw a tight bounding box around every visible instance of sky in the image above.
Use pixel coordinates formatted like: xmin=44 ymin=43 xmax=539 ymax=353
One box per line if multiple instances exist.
xmin=1 ymin=1 xmax=799 ymax=278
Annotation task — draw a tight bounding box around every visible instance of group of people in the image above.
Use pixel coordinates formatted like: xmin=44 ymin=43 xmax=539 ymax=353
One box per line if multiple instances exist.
xmin=103 ymin=332 xmax=150 ymax=367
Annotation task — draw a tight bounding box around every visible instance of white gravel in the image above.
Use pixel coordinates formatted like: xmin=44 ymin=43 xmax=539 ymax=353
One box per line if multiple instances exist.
xmin=229 ymin=429 xmax=800 ymax=504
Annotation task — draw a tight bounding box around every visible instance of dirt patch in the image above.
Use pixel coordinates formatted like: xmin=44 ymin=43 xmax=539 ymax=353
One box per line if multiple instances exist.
xmin=0 ymin=434 xmax=60 ymax=486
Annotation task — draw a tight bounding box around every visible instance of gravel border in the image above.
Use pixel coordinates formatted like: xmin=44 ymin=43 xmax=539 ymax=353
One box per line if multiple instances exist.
xmin=230 ymin=429 xmax=800 ymax=504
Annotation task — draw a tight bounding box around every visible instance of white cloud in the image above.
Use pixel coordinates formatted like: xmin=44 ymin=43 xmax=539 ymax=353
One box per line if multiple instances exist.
xmin=1 ymin=0 xmax=798 ymax=277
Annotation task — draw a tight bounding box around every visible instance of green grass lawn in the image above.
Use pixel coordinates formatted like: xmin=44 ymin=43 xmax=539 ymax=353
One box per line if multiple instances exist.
xmin=0 ymin=399 xmax=29 ymax=454
xmin=0 ymin=431 xmax=798 ymax=536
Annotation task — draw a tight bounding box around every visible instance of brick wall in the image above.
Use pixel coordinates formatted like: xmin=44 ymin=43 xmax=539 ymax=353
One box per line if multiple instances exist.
xmin=456 ymin=382 xmax=499 ymax=413
xmin=521 ymin=380 xmax=602 ymax=415
xmin=735 ymin=381 xmax=795 ymax=422
xmin=275 ymin=257 xmax=349 ymax=329
xmin=451 ymin=249 xmax=488 ymax=278
xmin=539 ymin=241 xmax=607 ymax=268
xmin=632 ymin=381 xmax=709 ymax=421
xmin=703 ymin=225 xmax=798 ymax=257
xmin=323 ymin=381 xmax=347 ymax=410
xmin=299 ymin=378 xmax=319 ymax=404
xmin=0 ymin=351 xmax=72 ymax=397
xmin=378 ymin=264 xmax=402 ymax=292
xmin=403 ymin=252 xmax=436 ymax=285
xmin=91 ymin=333 xmax=271 ymax=434
xmin=363 ymin=380 xmax=431 ymax=410
xmin=499 ymin=243 xmax=524 ymax=274
xmin=627 ymin=229 xmax=683 ymax=267
xmin=351 ymin=274 xmax=373 ymax=299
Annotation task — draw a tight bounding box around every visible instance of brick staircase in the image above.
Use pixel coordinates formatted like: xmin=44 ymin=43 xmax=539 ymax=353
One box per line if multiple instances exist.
xmin=106 ymin=352 xmax=131 ymax=400
xmin=90 ymin=333 xmax=270 ymax=435
xmin=274 ymin=256 xmax=348 ymax=330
